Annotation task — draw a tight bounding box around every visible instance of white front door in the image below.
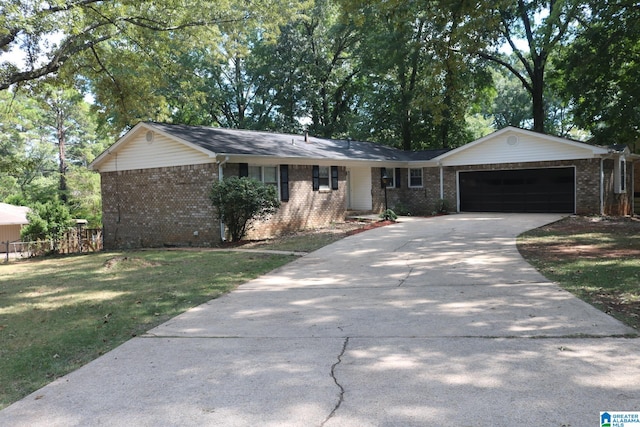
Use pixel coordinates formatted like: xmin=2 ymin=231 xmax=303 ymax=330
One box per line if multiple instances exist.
xmin=347 ymin=167 xmax=372 ymax=210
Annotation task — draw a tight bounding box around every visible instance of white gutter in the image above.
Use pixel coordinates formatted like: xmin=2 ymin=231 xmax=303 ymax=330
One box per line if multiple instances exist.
xmin=217 ymin=155 xmax=229 ymax=241
xmin=600 ymin=158 xmax=605 ymax=215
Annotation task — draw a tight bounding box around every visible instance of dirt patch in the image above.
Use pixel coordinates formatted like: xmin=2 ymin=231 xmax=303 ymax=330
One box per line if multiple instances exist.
xmin=520 ymin=215 xmax=640 ymax=260
xmin=226 ymin=219 xmax=393 ymax=249
xmin=103 ymin=256 xmax=161 ymax=270
xmin=519 ymin=215 xmax=640 ymax=330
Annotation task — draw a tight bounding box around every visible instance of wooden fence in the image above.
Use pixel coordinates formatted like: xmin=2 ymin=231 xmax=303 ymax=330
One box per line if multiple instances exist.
xmin=2 ymin=228 xmax=103 ymax=262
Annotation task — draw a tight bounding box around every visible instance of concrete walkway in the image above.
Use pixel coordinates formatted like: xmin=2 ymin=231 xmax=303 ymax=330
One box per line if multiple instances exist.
xmin=1 ymin=213 xmax=638 ymax=426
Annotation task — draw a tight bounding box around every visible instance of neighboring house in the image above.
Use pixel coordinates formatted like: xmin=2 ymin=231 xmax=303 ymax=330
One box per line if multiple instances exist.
xmin=89 ymin=122 xmax=636 ymax=249
xmin=0 ymin=203 xmax=30 ymax=251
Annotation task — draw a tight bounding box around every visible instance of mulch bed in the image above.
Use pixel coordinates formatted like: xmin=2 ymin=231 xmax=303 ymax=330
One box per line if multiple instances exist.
xmin=345 ymin=220 xmax=395 ymax=235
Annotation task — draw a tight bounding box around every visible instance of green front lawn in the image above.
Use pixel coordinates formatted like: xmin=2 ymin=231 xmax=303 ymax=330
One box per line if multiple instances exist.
xmin=518 ymin=216 xmax=640 ymax=331
xmin=0 ymin=250 xmax=293 ymax=409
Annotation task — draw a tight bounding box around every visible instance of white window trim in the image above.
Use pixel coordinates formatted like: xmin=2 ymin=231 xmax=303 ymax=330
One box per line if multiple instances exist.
xmin=409 ymin=168 xmax=423 ymax=188
xmin=249 ymin=165 xmax=278 ymax=184
xmin=318 ymin=166 xmax=330 ymax=191
xmin=615 ymin=157 xmax=627 ymax=194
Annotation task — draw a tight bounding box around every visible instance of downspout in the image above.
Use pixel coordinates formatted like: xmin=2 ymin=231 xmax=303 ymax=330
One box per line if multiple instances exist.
xmin=439 ymin=162 xmax=444 ymax=200
xmin=600 ymin=158 xmax=605 ymax=215
xmin=217 ymin=156 xmax=229 ymax=241
xmin=632 ymin=159 xmax=635 ymax=215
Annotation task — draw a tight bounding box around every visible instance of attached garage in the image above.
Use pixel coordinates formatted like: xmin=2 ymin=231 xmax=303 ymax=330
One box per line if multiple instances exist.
xmin=434 ymin=127 xmax=636 ymax=216
xmin=459 ymin=167 xmax=575 ymax=213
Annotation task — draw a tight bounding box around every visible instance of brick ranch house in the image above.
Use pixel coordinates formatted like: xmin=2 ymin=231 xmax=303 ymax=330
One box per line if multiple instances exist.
xmin=89 ymin=122 xmax=636 ymax=249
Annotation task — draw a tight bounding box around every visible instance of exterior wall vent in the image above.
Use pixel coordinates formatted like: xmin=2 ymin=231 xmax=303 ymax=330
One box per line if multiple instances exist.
xmin=506 ymin=135 xmax=519 ymax=146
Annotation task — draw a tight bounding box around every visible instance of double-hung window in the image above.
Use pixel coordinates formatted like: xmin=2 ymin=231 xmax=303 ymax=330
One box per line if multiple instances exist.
xmin=409 ymin=168 xmax=423 ymax=188
xmin=382 ymin=168 xmax=396 ymax=188
xmin=249 ymin=165 xmax=278 ymax=188
xmin=318 ymin=166 xmax=330 ymax=190
xmin=313 ymin=165 xmax=339 ymax=191
xmin=241 ymin=163 xmax=289 ymax=201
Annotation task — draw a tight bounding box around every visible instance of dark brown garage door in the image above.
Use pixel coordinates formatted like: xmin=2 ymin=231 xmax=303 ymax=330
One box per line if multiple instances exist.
xmin=459 ymin=167 xmax=575 ymax=213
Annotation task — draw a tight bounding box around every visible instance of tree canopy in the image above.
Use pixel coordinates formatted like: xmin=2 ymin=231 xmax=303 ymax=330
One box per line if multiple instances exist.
xmin=1 ymin=0 xmax=639 ymax=193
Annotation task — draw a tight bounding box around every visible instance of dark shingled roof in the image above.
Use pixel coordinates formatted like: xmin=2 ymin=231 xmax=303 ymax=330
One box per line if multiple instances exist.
xmin=147 ymin=122 xmax=448 ymax=162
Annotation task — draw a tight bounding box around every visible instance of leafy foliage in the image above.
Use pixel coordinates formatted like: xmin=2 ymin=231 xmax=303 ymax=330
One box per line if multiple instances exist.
xmin=210 ymin=177 xmax=281 ymax=242
xmin=21 ymin=201 xmax=74 ymax=249
xmin=379 ymin=209 xmax=398 ymax=221
xmin=557 ymin=0 xmax=640 ymax=146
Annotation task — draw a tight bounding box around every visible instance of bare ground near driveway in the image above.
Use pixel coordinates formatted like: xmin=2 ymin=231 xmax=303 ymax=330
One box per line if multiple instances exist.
xmin=517 ymin=215 xmax=640 ymax=331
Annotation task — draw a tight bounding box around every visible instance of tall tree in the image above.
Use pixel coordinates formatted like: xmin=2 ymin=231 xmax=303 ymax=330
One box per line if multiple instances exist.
xmin=556 ymin=0 xmax=640 ymax=147
xmin=0 ymin=89 xmax=57 ymax=201
xmin=473 ymin=0 xmax=585 ymax=133
xmin=344 ymin=0 xmax=487 ymax=149
xmin=33 ymin=84 xmax=87 ymax=202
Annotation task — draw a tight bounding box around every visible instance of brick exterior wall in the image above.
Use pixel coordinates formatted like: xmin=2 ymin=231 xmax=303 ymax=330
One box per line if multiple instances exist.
xmin=100 ymin=162 xmax=348 ymax=249
xmin=101 ymin=163 xmax=219 ymax=249
xmin=101 ymin=158 xmax=633 ymax=249
xmin=229 ymin=164 xmax=347 ymax=240
xmin=372 ymin=167 xmax=444 ymax=216
xmin=370 ymin=159 xmax=626 ymax=217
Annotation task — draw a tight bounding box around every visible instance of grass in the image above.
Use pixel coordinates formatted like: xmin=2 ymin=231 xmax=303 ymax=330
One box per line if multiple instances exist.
xmin=0 ymin=249 xmax=295 ymax=409
xmin=518 ymin=217 xmax=640 ymax=331
xmin=3 ymin=216 xmax=636 ymax=409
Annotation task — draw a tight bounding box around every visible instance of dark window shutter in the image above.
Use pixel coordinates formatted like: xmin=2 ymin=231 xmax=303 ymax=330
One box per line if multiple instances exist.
xmin=380 ymin=168 xmax=386 ymax=189
xmin=395 ymin=168 xmax=401 ymax=188
xmin=239 ymin=163 xmax=248 ymax=177
xmin=280 ymin=165 xmax=289 ymax=201
xmin=331 ymin=166 xmax=339 ymax=190
xmin=312 ymin=165 xmax=320 ymax=191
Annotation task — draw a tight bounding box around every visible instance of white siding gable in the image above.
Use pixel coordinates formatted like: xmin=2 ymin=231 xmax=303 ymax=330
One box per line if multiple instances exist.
xmin=438 ymin=129 xmax=605 ymax=167
xmin=95 ymin=127 xmax=214 ymax=172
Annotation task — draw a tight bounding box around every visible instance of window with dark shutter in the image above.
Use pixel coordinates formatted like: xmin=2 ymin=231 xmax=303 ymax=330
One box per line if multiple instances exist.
xmin=280 ymin=165 xmax=289 ymax=201
xmin=312 ymin=165 xmax=320 ymax=191
xmin=331 ymin=166 xmax=339 ymax=190
xmin=239 ymin=163 xmax=249 ymax=177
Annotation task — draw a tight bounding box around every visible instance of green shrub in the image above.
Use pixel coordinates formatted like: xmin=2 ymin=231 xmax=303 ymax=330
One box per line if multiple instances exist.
xmin=21 ymin=201 xmax=74 ymax=251
xmin=392 ymin=202 xmax=411 ymax=216
xmin=379 ymin=209 xmax=398 ymax=221
xmin=210 ymin=177 xmax=280 ymax=242
xmin=433 ymin=199 xmax=449 ymax=215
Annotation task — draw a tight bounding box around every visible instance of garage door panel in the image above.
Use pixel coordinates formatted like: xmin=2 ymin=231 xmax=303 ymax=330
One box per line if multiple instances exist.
xmin=459 ymin=168 xmax=575 ymax=213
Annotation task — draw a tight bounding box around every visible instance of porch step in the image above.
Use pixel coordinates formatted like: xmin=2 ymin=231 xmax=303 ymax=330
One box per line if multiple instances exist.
xmin=345 ymin=211 xmax=379 ymax=222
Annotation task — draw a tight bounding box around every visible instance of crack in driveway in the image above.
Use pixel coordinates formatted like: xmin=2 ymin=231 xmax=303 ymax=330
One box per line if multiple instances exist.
xmin=321 ymin=337 xmax=349 ymax=426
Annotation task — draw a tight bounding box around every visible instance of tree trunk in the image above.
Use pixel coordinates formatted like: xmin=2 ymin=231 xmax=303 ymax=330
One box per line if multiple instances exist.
xmin=57 ymin=121 xmax=68 ymax=203
xmin=531 ymin=58 xmax=545 ymax=133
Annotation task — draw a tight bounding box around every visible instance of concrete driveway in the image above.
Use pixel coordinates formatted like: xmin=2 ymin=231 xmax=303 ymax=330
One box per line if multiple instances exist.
xmin=1 ymin=213 xmax=638 ymax=426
